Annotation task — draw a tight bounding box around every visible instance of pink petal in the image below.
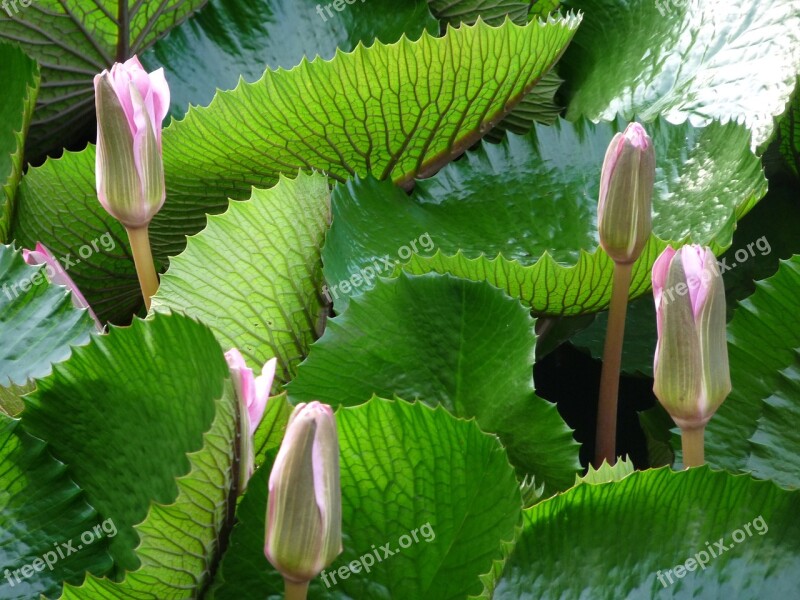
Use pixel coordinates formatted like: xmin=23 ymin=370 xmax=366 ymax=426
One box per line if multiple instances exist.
xmin=127 ymin=82 xmax=150 ymax=197
xmin=267 ymin=403 xmax=311 ymax=492
xmin=224 ymin=347 xmax=247 ymax=370
xmin=121 ymin=55 xmax=145 ymax=73
xmin=101 ymin=56 xmax=170 ymax=144
xmin=623 ymin=122 xmax=651 ymax=150
xmin=22 ymin=243 xmax=102 ymax=330
xmin=147 ymin=68 xmax=171 ymax=145
xmin=598 ymin=131 xmax=625 ymax=217
xmin=309 ymin=403 xmax=335 ymax=521
xmin=651 ymin=245 xmax=676 ymax=373
xmin=250 ymin=357 xmax=277 ymax=436
xmin=93 ymin=73 xmax=109 ymax=209
xmin=651 ymin=245 xmax=676 ymax=339
xmin=699 ymin=246 xmax=719 ymax=313
xmin=225 ymin=348 xmax=257 ymax=424
xmin=599 ymin=123 xmax=652 ymax=218
xmin=107 ymin=66 xmax=137 ymax=133
xmin=678 ymin=245 xmax=713 ymax=319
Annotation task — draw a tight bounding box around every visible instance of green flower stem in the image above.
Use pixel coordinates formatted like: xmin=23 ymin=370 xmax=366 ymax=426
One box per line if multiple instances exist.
xmin=681 ymin=426 xmax=705 ymax=468
xmin=594 ymin=261 xmax=633 ymax=467
xmin=284 ymin=579 xmax=309 ymax=600
xmin=126 ymin=226 xmax=159 ymax=311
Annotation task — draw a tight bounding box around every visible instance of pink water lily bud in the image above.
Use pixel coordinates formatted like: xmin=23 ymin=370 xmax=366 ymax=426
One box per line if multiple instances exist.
xmin=265 ymin=401 xmax=342 ymax=584
xmin=598 ymin=122 xmax=656 ymax=264
xmin=23 ymin=242 xmax=103 ymax=331
xmin=652 ymin=245 xmax=731 ymax=429
xmin=94 ymin=56 xmax=170 ymax=228
xmin=225 ymin=349 xmax=277 ymax=491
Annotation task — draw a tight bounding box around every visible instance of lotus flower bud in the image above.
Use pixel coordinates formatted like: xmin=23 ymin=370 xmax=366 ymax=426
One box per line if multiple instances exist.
xmin=265 ymin=402 xmax=342 ymax=584
xmin=94 ymin=56 xmax=170 ymax=228
xmin=225 ymin=349 xmax=277 ymax=491
xmin=598 ymin=122 xmax=656 ymax=264
xmin=652 ymin=245 xmax=731 ymax=429
xmin=23 ymin=242 xmax=102 ymax=331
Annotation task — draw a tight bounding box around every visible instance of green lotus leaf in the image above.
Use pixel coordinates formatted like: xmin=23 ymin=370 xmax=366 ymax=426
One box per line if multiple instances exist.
xmin=12 ymin=16 xmax=582 ymax=322
xmin=18 ymin=313 xmax=229 ymax=571
xmin=288 ymin=273 xmax=581 ymax=492
xmin=0 ymin=244 xmax=96 ymax=389
xmin=559 ymin=0 xmax=800 ymax=146
xmin=487 ymin=468 xmax=800 ymax=598
xmin=0 ymin=415 xmax=112 ymax=600
xmin=323 ymin=117 xmax=766 ymax=315
xmin=142 ymin=0 xmax=437 ymax=118
xmin=211 ymin=398 xmax=522 ymax=599
xmin=0 ymin=43 xmax=38 ymax=242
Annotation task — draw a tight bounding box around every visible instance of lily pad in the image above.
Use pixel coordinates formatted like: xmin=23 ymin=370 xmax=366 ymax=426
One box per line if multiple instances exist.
xmin=141 ymin=0 xmax=438 ymax=118
xmin=288 ymin=273 xmax=581 ymax=491
xmin=12 ymin=17 xmax=582 ymax=322
xmin=488 ymin=468 xmax=800 ymax=598
xmin=323 ymin=117 xmax=766 ymax=315
xmin=559 ymin=0 xmax=800 ymax=146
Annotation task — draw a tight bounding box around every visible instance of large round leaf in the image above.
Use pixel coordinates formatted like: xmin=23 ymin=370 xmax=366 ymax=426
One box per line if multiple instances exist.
xmin=746 ymin=355 xmax=800 ymax=490
xmin=559 ymin=0 xmax=800 ymax=146
xmin=60 ymin=380 xmax=238 ymax=599
xmin=426 ymin=1 xmax=566 ymax=140
xmin=288 ymin=273 xmax=580 ymax=492
xmin=142 ymin=0 xmax=438 ymax=118
xmin=0 ymin=43 xmax=38 ymax=242
xmin=12 ymin=16 xmax=582 ymax=323
xmin=152 ymin=172 xmax=331 ymax=388
xmin=490 ymin=467 xmax=800 ymax=598
xmin=0 ymin=415 xmax=112 ymax=600
xmin=0 ymin=244 xmax=96 ymax=388
xmin=323 ymin=117 xmax=766 ymax=315
xmin=211 ymin=398 xmax=522 ymax=599
xmin=152 ymin=15 xmax=580 ymax=255
xmin=18 ymin=313 xmax=229 ymax=571
xmin=705 ymin=254 xmax=800 ymax=487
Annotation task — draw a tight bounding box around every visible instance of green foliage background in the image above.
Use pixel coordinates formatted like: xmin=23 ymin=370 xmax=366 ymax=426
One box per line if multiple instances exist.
xmin=1 ymin=0 xmax=799 ymax=598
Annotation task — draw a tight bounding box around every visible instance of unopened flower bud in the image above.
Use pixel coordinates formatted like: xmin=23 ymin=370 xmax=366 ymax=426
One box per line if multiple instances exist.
xmin=94 ymin=56 xmax=170 ymax=228
xmin=598 ymin=122 xmax=655 ymax=264
xmin=652 ymin=245 xmax=731 ymax=429
xmin=224 ymin=349 xmax=276 ymax=491
xmin=265 ymin=401 xmax=342 ymax=583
